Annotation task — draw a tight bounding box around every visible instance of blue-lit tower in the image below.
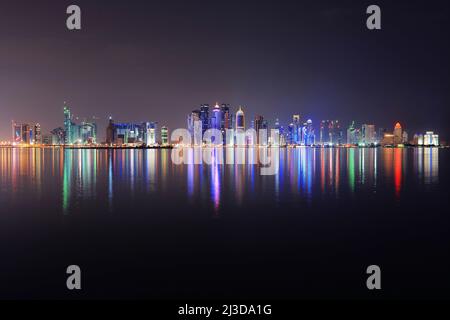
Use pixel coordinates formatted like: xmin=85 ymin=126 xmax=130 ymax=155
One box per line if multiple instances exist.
xmin=200 ymin=104 xmax=210 ymax=134
xmin=63 ymin=103 xmax=72 ymax=145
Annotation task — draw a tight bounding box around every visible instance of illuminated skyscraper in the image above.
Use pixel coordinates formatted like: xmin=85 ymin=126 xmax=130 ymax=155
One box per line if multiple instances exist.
xmin=292 ymin=115 xmax=301 ymax=144
xmin=63 ymin=103 xmax=73 ymax=145
xmin=361 ymin=124 xmax=376 ymax=145
xmin=79 ymin=121 xmax=97 ymax=144
xmin=302 ymin=119 xmax=315 ymax=145
xmin=106 ymin=117 xmax=116 ymax=145
xmin=347 ymin=121 xmax=358 ymax=145
xmin=21 ymin=124 xmax=31 ymax=144
xmin=200 ymin=104 xmax=210 ymax=134
xmin=254 ymin=115 xmax=264 ymax=145
xmin=188 ymin=110 xmax=201 ymax=139
xmin=145 ymin=122 xmax=157 ymax=146
xmin=12 ymin=121 xmax=22 ymax=143
xmin=320 ymin=120 xmax=331 ymax=145
xmin=161 ymin=126 xmax=169 ymax=146
xmin=210 ymin=103 xmax=222 ymax=131
xmin=402 ymin=131 xmax=409 ymax=144
xmin=220 ymin=104 xmax=232 ymax=131
xmin=235 ymin=106 xmax=245 ymax=130
xmin=34 ymin=123 xmax=42 ymax=144
xmin=424 ymin=131 xmax=439 ymax=146
xmin=393 ymin=122 xmax=403 ymax=145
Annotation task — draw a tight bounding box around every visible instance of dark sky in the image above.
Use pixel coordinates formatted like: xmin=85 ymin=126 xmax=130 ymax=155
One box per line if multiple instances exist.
xmin=0 ymin=0 xmax=449 ymax=141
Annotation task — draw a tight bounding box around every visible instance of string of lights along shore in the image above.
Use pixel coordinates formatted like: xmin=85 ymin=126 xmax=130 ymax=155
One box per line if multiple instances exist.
xmin=4 ymin=102 xmax=441 ymax=148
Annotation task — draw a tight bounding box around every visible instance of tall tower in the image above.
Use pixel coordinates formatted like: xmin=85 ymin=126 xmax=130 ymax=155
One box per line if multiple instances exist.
xmin=200 ymin=104 xmax=210 ymax=134
xmin=393 ymin=122 xmax=403 ymax=145
xmin=292 ymin=115 xmax=302 ymax=144
xmin=210 ymin=103 xmax=222 ymax=130
xmin=235 ymin=106 xmax=245 ymax=130
xmin=220 ymin=104 xmax=232 ymax=131
xmin=161 ymin=126 xmax=169 ymax=146
xmin=34 ymin=123 xmax=42 ymax=144
xmin=63 ymin=103 xmax=72 ymax=145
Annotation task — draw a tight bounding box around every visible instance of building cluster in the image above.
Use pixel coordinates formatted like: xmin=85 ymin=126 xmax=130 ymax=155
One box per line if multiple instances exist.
xmin=11 ymin=122 xmax=42 ymax=145
xmin=106 ymin=118 xmax=169 ymax=146
xmin=7 ymin=102 xmax=441 ymax=147
xmin=186 ymin=104 xmax=441 ymax=147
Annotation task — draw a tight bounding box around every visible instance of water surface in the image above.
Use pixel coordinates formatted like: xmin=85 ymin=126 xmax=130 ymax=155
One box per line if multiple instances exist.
xmin=0 ymin=147 xmax=448 ymax=299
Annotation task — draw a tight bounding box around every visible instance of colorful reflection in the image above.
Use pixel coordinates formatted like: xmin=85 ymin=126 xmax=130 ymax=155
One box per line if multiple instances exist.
xmin=0 ymin=147 xmax=443 ymax=216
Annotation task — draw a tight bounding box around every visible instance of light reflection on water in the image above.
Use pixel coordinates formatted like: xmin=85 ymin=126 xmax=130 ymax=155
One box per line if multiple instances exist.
xmin=0 ymin=147 xmax=441 ymax=216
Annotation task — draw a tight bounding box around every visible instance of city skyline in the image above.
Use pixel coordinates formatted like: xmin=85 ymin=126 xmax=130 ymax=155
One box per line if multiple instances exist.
xmin=5 ymin=102 xmax=441 ymax=147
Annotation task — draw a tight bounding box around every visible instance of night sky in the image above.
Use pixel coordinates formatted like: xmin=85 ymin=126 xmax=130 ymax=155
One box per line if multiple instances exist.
xmin=0 ymin=0 xmax=449 ymax=141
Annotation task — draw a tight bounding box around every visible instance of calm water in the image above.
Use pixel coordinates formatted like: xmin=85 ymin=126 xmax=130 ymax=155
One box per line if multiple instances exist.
xmin=0 ymin=147 xmax=449 ymax=299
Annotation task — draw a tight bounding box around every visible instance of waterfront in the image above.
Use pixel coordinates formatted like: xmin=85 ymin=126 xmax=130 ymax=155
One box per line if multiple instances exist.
xmin=0 ymin=147 xmax=449 ymax=299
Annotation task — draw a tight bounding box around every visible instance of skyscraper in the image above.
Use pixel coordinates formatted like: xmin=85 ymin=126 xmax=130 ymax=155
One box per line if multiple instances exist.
xmin=79 ymin=121 xmax=97 ymax=144
xmin=63 ymin=103 xmax=72 ymax=145
xmin=361 ymin=124 xmax=376 ymax=145
xmin=34 ymin=123 xmax=42 ymax=144
xmin=12 ymin=121 xmax=22 ymax=143
xmin=145 ymin=122 xmax=157 ymax=146
xmin=394 ymin=122 xmax=403 ymax=145
xmin=235 ymin=107 xmax=245 ymax=130
xmin=292 ymin=115 xmax=301 ymax=144
xmin=210 ymin=103 xmax=222 ymax=131
xmin=106 ymin=117 xmax=116 ymax=145
xmin=254 ymin=115 xmax=264 ymax=145
xmin=320 ymin=120 xmax=331 ymax=145
xmin=423 ymin=131 xmax=439 ymax=146
xmin=200 ymin=104 xmax=210 ymax=134
xmin=302 ymin=119 xmax=315 ymax=145
xmin=21 ymin=124 xmax=31 ymax=144
xmin=188 ymin=110 xmax=201 ymax=139
xmin=330 ymin=120 xmax=343 ymax=145
xmin=220 ymin=104 xmax=232 ymax=131
xmin=161 ymin=126 xmax=169 ymax=146
xmin=347 ymin=121 xmax=358 ymax=145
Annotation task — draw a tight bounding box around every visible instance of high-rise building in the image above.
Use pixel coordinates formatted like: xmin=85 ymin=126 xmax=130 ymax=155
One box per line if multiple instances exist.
xmin=79 ymin=121 xmax=97 ymax=144
xmin=51 ymin=127 xmax=65 ymax=145
xmin=188 ymin=110 xmax=201 ymax=139
xmin=271 ymin=119 xmax=281 ymax=146
xmin=235 ymin=106 xmax=245 ymax=130
xmin=381 ymin=133 xmax=395 ymax=146
xmin=302 ymin=119 xmax=315 ymax=145
xmin=63 ymin=103 xmax=73 ymax=145
xmin=21 ymin=124 xmax=31 ymax=144
xmin=161 ymin=126 xmax=169 ymax=146
xmin=200 ymin=104 xmax=210 ymax=134
xmin=320 ymin=120 xmax=331 ymax=145
xmin=377 ymin=128 xmax=387 ymax=142
xmin=292 ymin=115 xmax=301 ymax=144
xmin=423 ymin=131 xmax=439 ymax=146
xmin=361 ymin=124 xmax=376 ymax=145
xmin=12 ymin=121 xmax=22 ymax=143
xmin=347 ymin=121 xmax=358 ymax=145
xmin=145 ymin=122 xmax=157 ymax=146
xmin=393 ymin=122 xmax=403 ymax=145
xmin=402 ymin=131 xmax=409 ymax=144
xmin=106 ymin=117 xmax=116 ymax=145
xmin=331 ymin=120 xmax=343 ymax=145
xmin=287 ymin=123 xmax=294 ymax=145
xmin=34 ymin=123 xmax=42 ymax=144
xmin=210 ymin=103 xmax=222 ymax=131
xmin=254 ymin=115 xmax=264 ymax=145
xmin=220 ymin=104 xmax=232 ymax=131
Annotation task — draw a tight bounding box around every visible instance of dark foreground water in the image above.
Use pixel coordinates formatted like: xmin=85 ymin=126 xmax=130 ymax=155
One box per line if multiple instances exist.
xmin=0 ymin=147 xmax=449 ymax=299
